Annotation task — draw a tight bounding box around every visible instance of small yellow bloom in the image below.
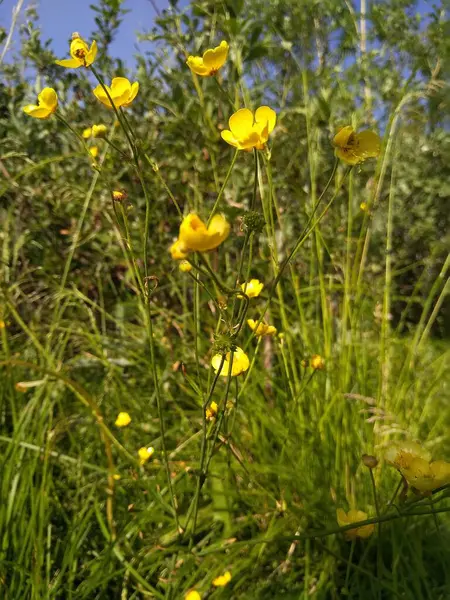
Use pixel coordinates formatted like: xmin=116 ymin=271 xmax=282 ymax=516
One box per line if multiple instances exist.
xmin=310 ymin=354 xmax=325 ymax=370
xmin=55 ymin=33 xmax=97 ymax=68
xmin=187 ymin=41 xmax=229 ymax=77
xmin=247 ymin=318 xmax=277 ymax=337
xmin=178 ymin=214 xmax=230 ymax=253
xmin=115 ymin=411 xmax=131 ymax=427
xmin=82 ymin=127 xmax=92 ymax=139
xmin=212 ymin=571 xmax=231 ymax=587
xmin=112 ymin=190 xmax=127 ymax=201
xmin=179 ymin=260 xmax=192 ymax=272
xmin=336 ymin=508 xmax=374 ymax=540
xmin=185 ymin=591 xmax=201 ymax=600
xmin=170 ymin=239 xmax=189 ymax=260
xmin=113 ymin=473 xmax=121 ymax=481
xmin=360 ymin=201 xmax=369 ymax=212
xmin=93 ymin=77 xmax=139 ymax=109
xmin=239 ymin=279 xmax=264 ymax=298
xmin=385 ymin=441 xmax=450 ymax=492
xmin=206 ymin=401 xmax=218 ymax=420
xmin=23 ymin=88 xmax=58 ymax=119
xmin=89 ymin=146 xmax=99 ymax=158
xmin=221 ymin=106 xmax=276 ymax=151
xmin=333 ymin=126 xmax=381 ymax=165
xmin=92 ymin=124 xmax=107 ymax=138
xmin=138 ymin=446 xmax=155 ymax=465
xmin=211 ymin=347 xmax=249 ymax=377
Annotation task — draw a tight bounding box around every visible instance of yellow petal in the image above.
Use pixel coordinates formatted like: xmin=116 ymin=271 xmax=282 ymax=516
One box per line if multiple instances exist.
xmin=38 ymin=87 xmax=57 ymax=111
xmin=122 ymin=81 xmax=139 ymax=107
xmin=110 ymin=77 xmax=132 ymax=107
xmin=355 ymin=130 xmax=381 ymax=159
xmin=202 ymin=40 xmax=229 ymax=72
xmin=179 ymin=214 xmax=209 ymax=251
xmin=333 ymin=126 xmax=354 ymax=148
xmin=229 ymin=108 xmax=254 ymax=139
xmin=220 ymin=129 xmax=240 ymax=148
xmin=85 ymin=40 xmax=98 ymax=66
xmin=334 ymin=146 xmax=360 ymax=165
xmin=70 ymin=37 xmax=89 ymax=60
xmin=186 ymin=56 xmax=209 ymax=76
xmin=212 ymin=347 xmax=249 ymax=377
xmin=93 ymin=84 xmax=113 ymax=108
xmin=255 ymin=106 xmax=276 ymax=134
xmin=170 ymin=239 xmax=189 ymax=260
xmin=206 ymin=214 xmax=230 ymax=250
xmin=55 ymin=58 xmax=81 ymax=68
xmin=23 ymin=105 xmax=52 ymax=119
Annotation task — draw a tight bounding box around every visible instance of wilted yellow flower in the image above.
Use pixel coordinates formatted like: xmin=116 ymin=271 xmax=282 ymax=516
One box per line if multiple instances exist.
xmin=206 ymin=401 xmax=219 ymax=420
xmin=112 ymin=190 xmax=127 ymax=201
xmin=93 ymin=77 xmax=139 ymax=109
xmin=170 ymin=239 xmax=189 ymax=260
xmin=185 ymin=591 xmax=201 ymax=600
xmin=247 ymin=318 xmax=277 ymax=337
xmin=179 ymin=260 xmax=192 ymax=272
xmin=239 ymin=279 xmax=264 ymax=298
xmin=221 ymin=106 xmax=276 ymax=151
xmin=211 ymin=347 xmax=249 ymax=377
xmin=333 ymin=126 xmax=380 ymax=165
xmin=15 ymin=382 xmax=28 ymax=393
xmin=336 ymin=509 xmax=374 ymax=540
xmin=187 ymin=41 xmax=229 ymax=76
xmin=115 ymin=411 xmax=131 ymax=427
xmin=178 ymin=214 xmax=230 ymax=253
xmin=385 ymin=441 xmax=450 ymax=492
xmin=310 ymin=354 xmax=325 ymax=370
xmin=82 ymin=127 xmax=92 ymax=139
xmin=138 ymin=446 xmax=155 ymax=465
xmin=89 ymin=146 xmax=99 ymax=158
xmin=55 ymin=33 xmax=97 ymax=68
xmin=23 ymin=88 xmax=58 ymax=119
xmin=212 ymin=571 xmax=232 ymax=587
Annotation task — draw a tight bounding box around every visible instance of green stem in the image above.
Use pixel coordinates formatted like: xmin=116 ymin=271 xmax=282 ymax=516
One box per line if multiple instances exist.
xmin=207 ymin=149 xmax=239 ymax=224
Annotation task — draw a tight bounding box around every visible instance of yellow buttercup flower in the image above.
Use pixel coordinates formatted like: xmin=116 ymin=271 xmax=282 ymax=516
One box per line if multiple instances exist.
xmin=206 ymin=401 xmax=218 ymax=420
xmin=333 ymin=126 xmax=381 ymax=165
xmin=310 ymin=354 xmax=325 ymax=370
xmin=221 ymin=106 xmax=276 ymax=151
xmin=115 ymin=411 xmax=131 ymax=427
xmin=55 ymin=33 xmax=97 ymax=68
xmin=385 ymin=441 xmax=450 ymax=492
xmin=93 ymin=77 xmax=139 ymax=109
xmin=178 ymin=214 xmax=230 ymax=253
xmin=185 ymin=591 xmax=201 ymax=600
xmin=92 ymin=124 xmax=107 ymax=138
xmin=138 ymin=446 xmax=155 ymax=465
xmin=360 ymin=201 xmax=369 ymax=212
xmin=187 ymin=41 xmax=229 ymax=76
xmin=239 ymin=279 xmax=264 ymax=298
xmin=112 ymin=190 xmax=127 ymax=201
xmin=179 ymin=260 xmax=192 ymax=272
xmin=247 ymin=319 xmax=277 ymax=337
xmin=336 ymin=509 xmax=374 ymax=540
xmin=82 ymin=127 xmax=92 ymax=139
xmin=89 ymin=146 xmax=99 ymax=158
xmin=211 ymin=347 xmax=249 ymax=377
xmin=23 ymin=88 xmax=58 ymax=119
xmin=212 ymin=571 xmax=231 ymax=587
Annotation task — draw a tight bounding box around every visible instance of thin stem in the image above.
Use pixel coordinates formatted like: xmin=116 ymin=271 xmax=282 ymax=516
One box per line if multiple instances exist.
xmin=207 ymin=149 xmax=239 ymax=224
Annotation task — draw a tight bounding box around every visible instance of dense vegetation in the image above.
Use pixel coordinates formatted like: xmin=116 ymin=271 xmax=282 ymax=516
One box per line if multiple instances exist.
xmin=1 ymin=0 xmax=449 ymax=598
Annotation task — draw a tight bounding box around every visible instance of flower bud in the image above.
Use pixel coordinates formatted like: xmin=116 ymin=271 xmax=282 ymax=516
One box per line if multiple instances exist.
xmin=362 ymin=454 xmax=379 ymax=469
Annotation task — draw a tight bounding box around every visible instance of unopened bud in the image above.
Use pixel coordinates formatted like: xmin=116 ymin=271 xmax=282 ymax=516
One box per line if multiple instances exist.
xmin=362 ymin=454 xmax=379 ymax=469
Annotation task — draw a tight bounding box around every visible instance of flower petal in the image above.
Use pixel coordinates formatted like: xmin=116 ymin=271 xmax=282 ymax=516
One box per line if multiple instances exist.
xmin=23 ymin=105 xmax=51 ymax=119
xmin=86 ymin=40 xmax=98 ymax=66
xmin=221 ymin=129 xmax=240 ymax=148
xmin=38 ymin=87 xmax=57 ymax=111
xmin=93 ymin=84 xmax=113 ymax=108
xmin=355 ymin=130 xmax=381 ymax=159
xmin=122 ymin=81 xmax=139 ymax=107
xmin=202 ymin=40 xmax=229 ymax=72
xmin=229 ymin=108 xmax=254 ymax=139
xmin=110 ymin=77 xmax=132 ymax=107
xmin=55 ymin=58 xmax=81 ymax=68
xmin=255 ymin=106 xmax=276 ymax=134
xmin=186 ymin=56 xmax=209 ymax=76
xmin=333 ymin=126 xmax=354 ymax=148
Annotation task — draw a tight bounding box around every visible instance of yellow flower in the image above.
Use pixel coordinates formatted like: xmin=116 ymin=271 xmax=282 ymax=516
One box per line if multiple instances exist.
xmin=170 ymin=239 xmax=189 ymax=260
xmin=179 ymin=260 xmax=192 ymax=272
xmin=336 ymin=509 xmax=374 ymax=540
xmin=23 ymin=88 xmax=58 ymax=119
xmin=113 ymin=473 xmax=121 ymax=481
xmin=206 ymin=401 xmax=218 ymax=420
xmin=333 ymin=126 xmax=381 ymax=165
xmin=185 ymin=591 xmax=201 ymax=600
xmin=385 ymin=441 xmax=450 ymax=492
xmin=115 ymin=411 xmax=131 ymax=427
xmin=93 ymin=77 xmax=139 ymax=109
xmin=239 ymin=279 xmax=264 ymax=298
xmin=82 ymin=127 xmax=92 ymax=139
xmin=89 ymin=146 xmax=99 ymax=158
xmin=15 ymin=382 xmax=28 ymax=393
xmin=92 ymin=124 xmax=107 ymax=138
xmin=138 ymin=446 xmax=155 ymax=465
xmin=310 ymin=354 xmax=325 ymax=370
xmin=112 ymin=190 xmax=127 ymax=201
xmin=211 ymin=347 xmax=249 ymax=377
xmin=221 ymin=106 xmax=276 ymax=151
xmin=360 ymin=201 xmax=369 ymax=212
xmin=0 ymin=320 xmax=5 ymax=329
xmin=212 ymin=571 xmax=231 ymax=587
xmin=247 ymin=319 xmax=277 ymax=337
xmin=187 ymin=41 xmax=229 ymax=76
xmin=178 ymin=214 xmax=230 ymax=253
xmin=55 ymin=33 xmax=97 ymax=68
